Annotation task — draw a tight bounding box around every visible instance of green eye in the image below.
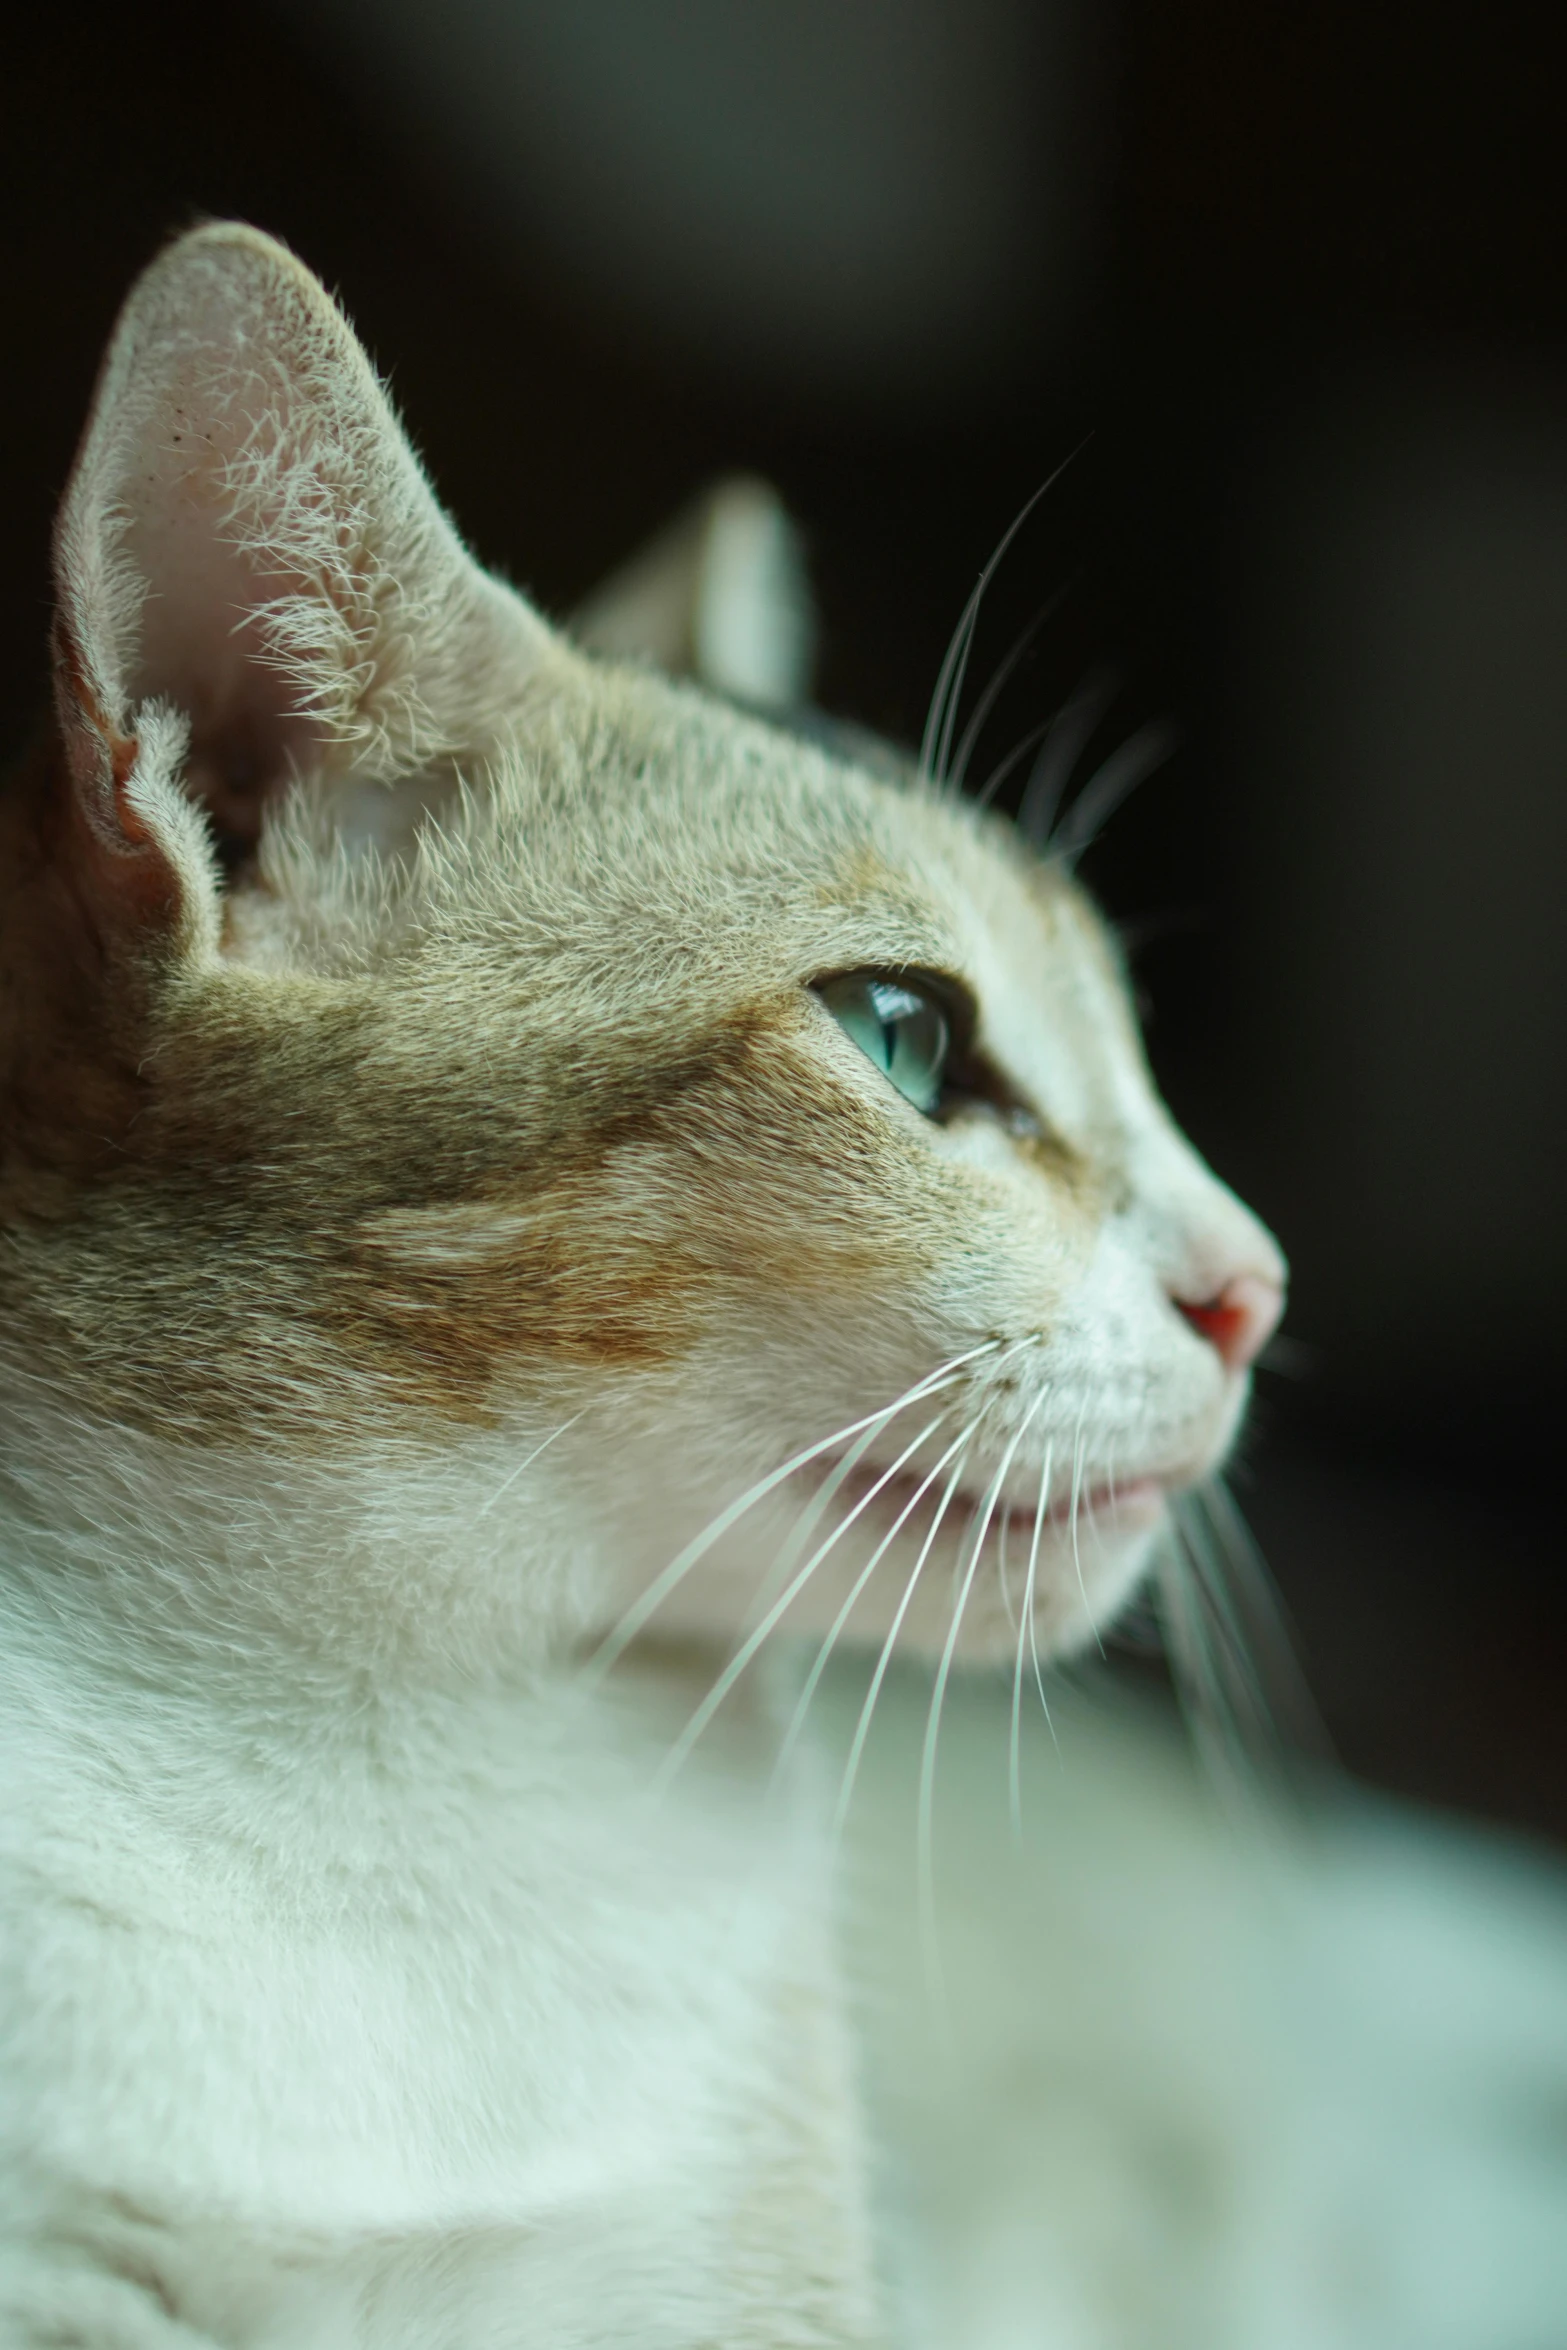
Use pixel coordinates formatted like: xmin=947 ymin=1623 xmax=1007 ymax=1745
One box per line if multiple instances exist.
xmin=817 ymin=972 xmax=951 ymax=1115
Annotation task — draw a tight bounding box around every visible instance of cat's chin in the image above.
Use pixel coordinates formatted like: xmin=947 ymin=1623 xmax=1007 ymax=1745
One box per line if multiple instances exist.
xmin=875 ymin=1472 xmax=1168 ymax=1665
xmin=839 ymin=1458 xmax=1169 ymax=1549
xmin=613 ymin=1455 xmax=1169 ymax=1667
xmin=726 ymin=1452 xmax=1176 ymax=1667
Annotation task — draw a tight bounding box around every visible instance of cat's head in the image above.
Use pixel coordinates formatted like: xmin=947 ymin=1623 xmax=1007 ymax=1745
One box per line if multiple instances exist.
xmin=0 ymin=225 xmax=1282 ymax=1674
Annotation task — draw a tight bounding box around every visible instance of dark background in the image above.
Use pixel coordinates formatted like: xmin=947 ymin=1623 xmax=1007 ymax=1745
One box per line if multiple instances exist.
xmin=4 ymin=2 xmax=1563 ymax=1840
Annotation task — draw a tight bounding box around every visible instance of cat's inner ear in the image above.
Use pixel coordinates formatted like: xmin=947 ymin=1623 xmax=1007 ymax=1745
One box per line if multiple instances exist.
xmin=52 ymin=221 xmax=547 ymax=879
xmin=572 ymin=477 xmax=815 ymax=712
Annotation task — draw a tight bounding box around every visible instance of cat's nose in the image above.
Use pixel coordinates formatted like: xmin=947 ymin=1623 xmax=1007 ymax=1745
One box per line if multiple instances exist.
xmin=1174 ymin=1273 xmax=1284 ymax=1373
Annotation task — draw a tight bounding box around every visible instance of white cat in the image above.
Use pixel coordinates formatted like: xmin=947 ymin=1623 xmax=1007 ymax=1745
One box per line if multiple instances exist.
xmin=0 ymin=224 xmax=1287 ymax=2344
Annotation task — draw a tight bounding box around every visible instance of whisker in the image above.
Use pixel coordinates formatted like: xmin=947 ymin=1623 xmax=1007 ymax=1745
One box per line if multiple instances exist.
xmin=1157 ymin=1502 xmax=1256 ymax=1801
xmin=772 ymin=1412 xmax=1003 ymax=1787
xmin=587 ymin=1342 xmax=998 ymax=1680
xmin=1050 ymin=718 xmax=1182 ymax=866
xmin=1007 ymin=1537 xmax=1031 ymax=1840
xmin=946 ymin=589 xmax=1068 ymax=793
xmin=760 ymin=1316 xmax=1019 ymax=1605
xmin=933 ymin=608 xmax=981 ymax=795
xmin=996 ymin=1502 xmax=1014 ymax=1630
xmin=773 ymin=1475 xmax=944 ymax=1777
xmin=1201 ymin=1481 xmax=1327 ymax=1757
xmin=1080 ymin=1429 xmax=1113 ymax=1552
xmin=919 ymin=446 xmax=1091 ymax=787
xmin=918 ymin=1390 xmax=1048 ymax=1981
xmin=473 ymin=1409 xmax=586 ymax=1522
xmin=744 ymin=1410 xmax=891 ymax=1629
xmin=1160 ymin=1480 xmax=1327 ymax=1787
xmin=1017 ymin=666 xmax=1118 ymax=845
xmin=1068 ymin=1409 xmax=1104 ymax=1656
xmin=1011 ymin=1434 xmax=1055 ymax=1828
xmin=918 ymin=1561 xmax=981 ymax=2010
xmin=831 ymin=1431 xmax=976 ymax=1840
xmin=921 ymin=603 xmax=977 ymax=792
xmin=653 ymin=1408 xmax=952 ymax=1790
xmin=974 ymin=714 xmax=1056 ymax=812
xmin=1025 ymin=1446 xmax=1058 ymax=1725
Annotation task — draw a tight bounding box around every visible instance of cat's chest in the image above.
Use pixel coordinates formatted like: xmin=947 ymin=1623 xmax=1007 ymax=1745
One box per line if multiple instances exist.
xmin=3 ymin=1660 xmax=825 ymax=2249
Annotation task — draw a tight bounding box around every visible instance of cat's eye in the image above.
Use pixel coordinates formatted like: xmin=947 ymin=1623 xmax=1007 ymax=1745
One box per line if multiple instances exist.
xmin=815 ymin=972 xmax=955 ymax=1115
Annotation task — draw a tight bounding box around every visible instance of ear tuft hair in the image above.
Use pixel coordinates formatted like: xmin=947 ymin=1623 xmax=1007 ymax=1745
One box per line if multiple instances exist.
xmin=51 ymin=221 xmax=547 ymax=882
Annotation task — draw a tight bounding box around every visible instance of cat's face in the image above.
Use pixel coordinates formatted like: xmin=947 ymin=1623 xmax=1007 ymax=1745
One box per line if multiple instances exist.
xmin=0 ymin=225 xmax=1282 ymax=1673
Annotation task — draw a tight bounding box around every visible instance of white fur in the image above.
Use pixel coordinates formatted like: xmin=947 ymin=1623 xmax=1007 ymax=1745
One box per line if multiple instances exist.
xmin=833 ymin=1669 xmax=1567 ymax=2350
xmin=1 ymin=224 xmax=1304 ymax=2346
xmin=0 ymin=1514 xmax=878 ymax=2345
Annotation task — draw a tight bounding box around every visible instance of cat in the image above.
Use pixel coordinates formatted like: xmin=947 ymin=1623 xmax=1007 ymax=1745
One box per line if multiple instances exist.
xmin=0 ymin=223 xmax=1283 ymax=2346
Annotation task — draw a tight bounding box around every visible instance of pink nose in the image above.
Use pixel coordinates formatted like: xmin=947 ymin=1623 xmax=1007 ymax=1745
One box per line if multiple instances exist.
xmin=1176 ymin=1273 xmax=1284 ymax=1373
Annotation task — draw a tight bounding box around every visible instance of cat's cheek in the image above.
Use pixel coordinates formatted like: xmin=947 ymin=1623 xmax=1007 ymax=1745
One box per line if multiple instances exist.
xmin=917 ymin=1506 xmax=1165 ymax=1669
xmin=1034 ymin=1523 xmax=1166 ymax=1664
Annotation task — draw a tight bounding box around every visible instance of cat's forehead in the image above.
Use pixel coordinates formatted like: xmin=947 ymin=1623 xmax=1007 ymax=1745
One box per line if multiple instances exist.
xmin=457 ymin=658 xmax=1111 ymax=1017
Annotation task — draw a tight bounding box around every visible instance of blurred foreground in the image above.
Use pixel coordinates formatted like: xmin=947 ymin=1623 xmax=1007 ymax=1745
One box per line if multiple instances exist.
xmin=827 ymin=1660 xmax=1567 ymax=2349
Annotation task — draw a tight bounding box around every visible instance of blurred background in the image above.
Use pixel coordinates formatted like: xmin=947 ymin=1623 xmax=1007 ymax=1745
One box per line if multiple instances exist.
xmin=3 ymin=0 xmax=1562 ymax=1841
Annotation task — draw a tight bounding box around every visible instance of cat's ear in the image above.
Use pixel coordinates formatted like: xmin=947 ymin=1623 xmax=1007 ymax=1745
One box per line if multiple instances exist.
xmin=572 ymin=477 xmax=815 ymax=711
xmin=50 ymin=220 xmax=547 ymax=910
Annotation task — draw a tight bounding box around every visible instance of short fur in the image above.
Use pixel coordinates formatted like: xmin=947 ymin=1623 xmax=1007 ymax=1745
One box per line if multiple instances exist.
xmin=0 ymin=227 xmax=1283 ymax=2344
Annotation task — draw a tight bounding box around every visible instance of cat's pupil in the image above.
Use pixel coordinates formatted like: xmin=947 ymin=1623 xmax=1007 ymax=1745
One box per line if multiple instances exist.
xmin=817 ymin=972 xmax=950 ymax=1115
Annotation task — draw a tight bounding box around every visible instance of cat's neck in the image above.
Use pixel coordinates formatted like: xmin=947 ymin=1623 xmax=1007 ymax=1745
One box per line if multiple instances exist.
xmin=0 ymin=1413 xmax=789 ymax=1911
xmin=0 ymin=1395 xmax=606 ymax=1717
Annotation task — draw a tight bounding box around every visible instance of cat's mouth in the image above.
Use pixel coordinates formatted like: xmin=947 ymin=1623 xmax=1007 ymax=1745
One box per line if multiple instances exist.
xmin=820 ymin=1454 xmax=1170 ymax=1550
